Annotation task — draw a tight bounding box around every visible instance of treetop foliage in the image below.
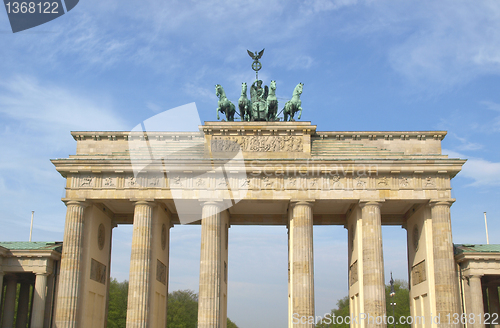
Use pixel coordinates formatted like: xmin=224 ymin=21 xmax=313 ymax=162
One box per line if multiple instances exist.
xmin=316 ymin=279 xmax=410 ymax=328
xmin=107 ymin=279 xmax=239 ymax=328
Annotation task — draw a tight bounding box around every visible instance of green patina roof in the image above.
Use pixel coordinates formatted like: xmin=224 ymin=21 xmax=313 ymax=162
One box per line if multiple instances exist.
xmin=454 ymin=244 xmax=500 ymax=255
xmin=0 ymin=241 xmax=62 ymax=252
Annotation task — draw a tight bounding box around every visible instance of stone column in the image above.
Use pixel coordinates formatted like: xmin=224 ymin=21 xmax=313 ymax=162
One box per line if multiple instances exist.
xmin=198 ymin=202 xmax=225 ymax=328
xmin=126 ymin=201 xmax=153 ymax=328
xmin=0 ymin=271 xmax=4 ymax=314
xmin=483 ymin=285 xmax=490 ymax=322
xmin=489 ymin=285 xmax=500 ymax=328
xmin=288 ymin=201 xmax=315 ymax=327
xmin=16 ymin=281 xmax=31 ymax=328
xmin=55 ymin=200 xmax=87 ymax=328
xmin=31 ymin=273 xmax=49 ymax=328
xmin=469 ymin=275 xmax=485 ymax=328
xmin=360 ymin=201 xmax=386 ymax=328
xmin=462 ymin=276 xmax=473 ymax=318
xmin=2 ymin=276 xmax=17 ymax=328
xmin=430 ymin=200 xmax=461 ymax=326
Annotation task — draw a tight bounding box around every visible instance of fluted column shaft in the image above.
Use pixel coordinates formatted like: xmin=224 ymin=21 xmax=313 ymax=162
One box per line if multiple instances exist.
xmin=0 ymin=271 xmax=4 ymax=319
xmin=31 ymin=273 xmax=49 ymax=328
xmin=360 ymin=201 xmax=386 ymax=328
xmin=55 ymin=200 xmax=86 ymax=328
xmin=430 ymin=201 xmax=461 ymax=326
xmin=198 ymin=202 xmax=223 ymax=328
xmin=288 ymin=201 xmax=315 ymax=328
xmin=16 ymin=281 xmax=31 ymax=328
xmin=469 ymin=275 xmax=485 ymax=328
xmin=489 ymin=285 xmax=500 ymax=328
xmin=2 ymin=276 xmax=17 ymax=328
xmin=126 ymin=201 xmax=153 ymax=328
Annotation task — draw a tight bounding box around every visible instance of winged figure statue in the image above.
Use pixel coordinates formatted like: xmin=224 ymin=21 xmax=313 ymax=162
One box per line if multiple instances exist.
xmin=247 ymin=49 xmax=265 ymax=61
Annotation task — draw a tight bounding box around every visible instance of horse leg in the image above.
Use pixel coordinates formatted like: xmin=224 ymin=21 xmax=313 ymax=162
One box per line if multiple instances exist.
xmin=229 ymin=104 xmax=235 ymax=121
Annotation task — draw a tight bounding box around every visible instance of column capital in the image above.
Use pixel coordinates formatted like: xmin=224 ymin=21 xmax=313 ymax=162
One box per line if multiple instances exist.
xmin=429 ymin=199 xmax=455 ymax=207
xmin=358 ymin=199 xmax=385 ymax=208
xmin=289 ymin=199 xmax=315 ymax=208
xmin=131 ymin=199 xmax=155 ymax=206
xmin=63 ymin=199 xmax=89 ymax=207
xmin=199 ymin=200 xmax=224 ymax=208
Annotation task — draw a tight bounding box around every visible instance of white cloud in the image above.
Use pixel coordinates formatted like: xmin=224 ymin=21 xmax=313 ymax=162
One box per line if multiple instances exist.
xmin=0 ymin=75 xmax=127 ymax=241
xmin=479 ymin=101 xmax=500 ymax=132
xmin=302 ymin=0 xmax=359 ymax=13
xmin=0 ymin=75 xmax=126 ymax=134
xmin=387 ymin=1 xmax=500 ymax=86
xmin=146 ymin=102 xmax=163 ymax=113
xmin=450 ymin=133 xmax=483 ymax=152
xmin=184 ymin=83 xmax=217 ymax=104
xmin=481 ymin=101 xmax=500 ymax=112
xmin=443 ymin=149 xmax=500 ymax=186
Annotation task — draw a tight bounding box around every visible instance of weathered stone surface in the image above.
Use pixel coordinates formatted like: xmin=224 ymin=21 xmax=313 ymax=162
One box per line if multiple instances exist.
xmin=360 ymin=201 xmax=386 ymax=328
xmin=288 ymin=201 xmax=314 ymax=328
xmin=50 ymin=121 xmax=468 ymax=328
xmin=126 ymin=201 xmax=153 ymax=328
xmin=55 ymin=200 xmax=86 ymax=328
xmin=431 ymin=201 xmax=461 ymax=327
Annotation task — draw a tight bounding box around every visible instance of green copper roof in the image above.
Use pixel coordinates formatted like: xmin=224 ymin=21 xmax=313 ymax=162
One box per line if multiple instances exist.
xmin=0 ymin=241 xmax=62 ymax=252
xmin=454 ymin=244 xmax=500 ymax=255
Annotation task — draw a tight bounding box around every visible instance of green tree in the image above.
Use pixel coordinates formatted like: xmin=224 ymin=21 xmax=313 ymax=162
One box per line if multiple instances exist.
xmin=106 ymin=280 xmax=239 ymax=328
xmin=167 ymin=290 xmax=198 ymax=328
xmin=316 ymin=280 xmax=410 ymax=328
xmin=167 ymin=289 xmax=239 ymax=328
xmin=227 ymin=317 xmax=239 ymax=328
xmin=385 ymin=279 xmax=410 ymax=328
xmin=107 ymin=278 xmax=128 ymax=328
xmin=316 ymin=296 xmax=350 ymax=328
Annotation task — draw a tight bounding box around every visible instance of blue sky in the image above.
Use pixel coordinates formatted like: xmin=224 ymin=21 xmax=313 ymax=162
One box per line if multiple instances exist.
xmin=1 ymin=0 xmax=500 ymax=327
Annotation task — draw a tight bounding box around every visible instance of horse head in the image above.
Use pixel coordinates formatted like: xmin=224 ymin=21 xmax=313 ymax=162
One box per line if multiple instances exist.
xmin=294 ymin=83 xmax=303 ymax=96
xmin=270 ymin=80 xmax=276 ymax=91
xmin=215 ymin=84 xmax=223 ymax=98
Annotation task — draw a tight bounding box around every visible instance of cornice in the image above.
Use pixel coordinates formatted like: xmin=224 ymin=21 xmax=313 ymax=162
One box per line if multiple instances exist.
xmin=70 ymin=129 xmax=447 ymax=141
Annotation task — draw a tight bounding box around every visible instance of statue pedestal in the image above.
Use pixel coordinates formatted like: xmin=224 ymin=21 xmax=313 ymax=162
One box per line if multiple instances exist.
xmin=202 ymin=121 xmax=316 ymax=159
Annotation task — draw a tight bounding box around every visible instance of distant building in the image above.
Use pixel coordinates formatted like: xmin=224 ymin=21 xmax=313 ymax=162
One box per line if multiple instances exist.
xmin=0 ymin=242 xmax=61 ymax=328
xmin=455 ymin=244 xmax=500 ymax=328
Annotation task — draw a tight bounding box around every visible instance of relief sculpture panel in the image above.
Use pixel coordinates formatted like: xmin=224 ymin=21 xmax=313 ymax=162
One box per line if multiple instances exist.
xmin=211 ymin=136 xmax=303 ymax=152
xmin=411 ymin=260 xmax=426 ymax=286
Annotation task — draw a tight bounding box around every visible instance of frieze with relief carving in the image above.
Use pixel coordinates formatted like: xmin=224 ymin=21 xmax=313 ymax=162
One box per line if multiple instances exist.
xmin=70 ymin=172 xmax=447 ymax=196
xmin=79 ymin=175 xmax=94 ymax=188
xmin=211 ymin=136 xmax=303 ymax=152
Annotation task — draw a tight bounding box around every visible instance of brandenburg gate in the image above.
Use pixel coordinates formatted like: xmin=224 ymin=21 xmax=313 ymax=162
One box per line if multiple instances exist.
xmin=51 ymin=120 xmax=465 ymax=327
